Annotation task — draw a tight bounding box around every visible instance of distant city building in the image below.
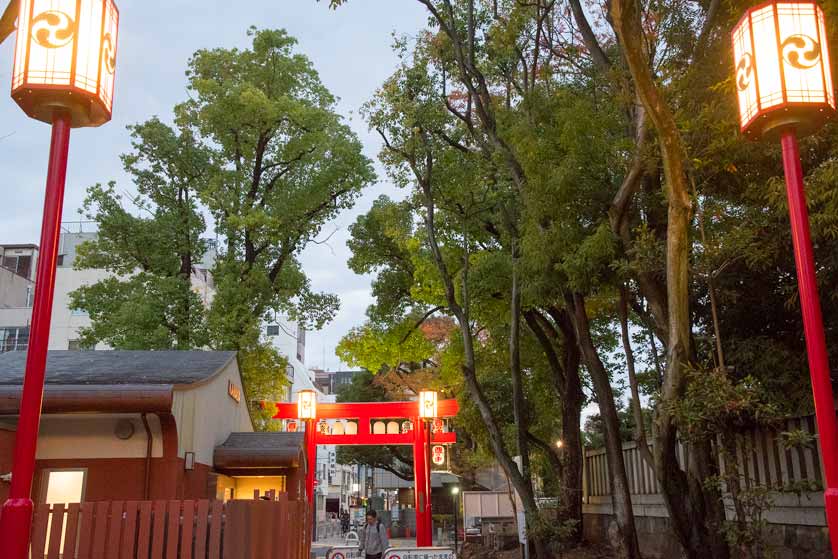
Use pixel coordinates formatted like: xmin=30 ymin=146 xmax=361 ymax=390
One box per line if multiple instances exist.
xmin=0 ymin=244 xmax=38 ymax=282
xmin=266 ymin=317 xmax=308 ymax=403
xmin=0 ymin=225 xmax=309 ymax=404
xmin=309 ymin=368 xmax=364 ymax=396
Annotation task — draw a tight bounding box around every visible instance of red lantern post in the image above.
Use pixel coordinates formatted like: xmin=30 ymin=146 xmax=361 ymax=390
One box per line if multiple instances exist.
xmin=732 ymin=1 xmax=837 ymax=554
xmin=0 ymin=2 xmax=119 ymax=556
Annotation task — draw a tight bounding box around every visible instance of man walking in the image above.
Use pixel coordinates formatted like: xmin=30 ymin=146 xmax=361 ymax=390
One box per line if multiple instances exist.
xmin=359 ymin=509 xmax=389 ymax=559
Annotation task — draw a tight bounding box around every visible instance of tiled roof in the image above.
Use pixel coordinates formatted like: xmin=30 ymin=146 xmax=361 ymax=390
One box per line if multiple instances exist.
xmin=214 ymin=432 xmax=305 ymax=469
xmin=0 ymin=350 xmax=236 ymax=386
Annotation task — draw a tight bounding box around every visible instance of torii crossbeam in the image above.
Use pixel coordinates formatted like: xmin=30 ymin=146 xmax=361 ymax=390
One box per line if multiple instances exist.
xmin=273 ymin=399 xmax=459 ymax=546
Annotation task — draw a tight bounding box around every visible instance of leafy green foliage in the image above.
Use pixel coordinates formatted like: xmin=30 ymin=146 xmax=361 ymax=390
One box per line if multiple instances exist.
xmin=71 ymin=28 xmax=374 ymax=426
xmin=176 ymin=27 xmax=374 ymax=348
xmin=70 ymin=116 xmax=211 ymax=350
xmin=670 ymin=367 xmax=782 ymax=444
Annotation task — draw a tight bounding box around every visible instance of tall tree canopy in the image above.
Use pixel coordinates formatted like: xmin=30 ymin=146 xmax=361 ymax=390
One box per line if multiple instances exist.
xmin=71 ymin=28 xmax=374 ymax=425
xmin=327 ymin=1 xmax=838 ymax=557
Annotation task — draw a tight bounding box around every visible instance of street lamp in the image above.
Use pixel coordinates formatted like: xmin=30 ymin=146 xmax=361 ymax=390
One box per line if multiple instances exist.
xmin=298 ymin=388 xmax=317 ymax=420
xmin=419 ymin=390 xmax=438 ymax=420
xmin=451 ymin=486 xmax=460 ymax=553
xmin=416 ymin=390 xmax=437 ymax=546
xmin=297 ymin=389 xmax=318 ymax=542
xmin=732 ymin=2 xmax=837 ymax=555
xmin=555 ymin=440 xmax=564 ymax=449
xmin=0 ymin=1 xmax=119 ymax=556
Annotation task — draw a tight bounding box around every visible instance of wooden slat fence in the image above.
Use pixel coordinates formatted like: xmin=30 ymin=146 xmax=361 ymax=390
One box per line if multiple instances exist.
xmin=29 ymin=497 xmax=310 ymax=559
xmin=583 ymin=414 xmax=824 ymax=500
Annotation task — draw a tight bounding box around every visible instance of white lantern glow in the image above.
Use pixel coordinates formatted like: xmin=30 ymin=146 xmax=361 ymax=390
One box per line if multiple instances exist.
xmin=732 ymin=1 xmax=835 ymax=138
xmin=418 ymin=390 xmax=438 ymax=420
xmin=11 ymin=0 xmax=119 ymax=127
xmin=297 ymin=389 xmax=317 ymax=420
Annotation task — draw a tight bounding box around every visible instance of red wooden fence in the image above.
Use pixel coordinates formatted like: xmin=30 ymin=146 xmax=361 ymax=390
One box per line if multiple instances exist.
xmin=29 ymin=497 xmax=310 ymax=559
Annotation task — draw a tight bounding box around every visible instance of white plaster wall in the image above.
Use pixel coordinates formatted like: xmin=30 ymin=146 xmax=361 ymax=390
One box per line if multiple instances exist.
xmin=0 ymin=267 xmax=33 ymax=308
xmin=34 ymin=413 xmax=163 ymax=460
xmin=171 ymin=358 xmax=254 ymax=466
xmin=0 ymin=307 xmax=32 ymax=328
xmin=49 ymin=267 xmax=110 ymax=351
xmin=267 ymin=315 xmax=308 ymax=403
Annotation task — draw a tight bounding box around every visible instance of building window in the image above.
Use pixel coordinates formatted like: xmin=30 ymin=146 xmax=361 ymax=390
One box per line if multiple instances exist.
xmin=0 ymin=327 xmax=29 ymax=353
xmin=296 ymin=325 xmax=306 ymax=363
xmin=2 ymin=254 xmax=32 ymax=280
xmin=43 ymin=469 xmax=86 ymax=504
xmin=266 ymin=325 xmax=279 ymax=337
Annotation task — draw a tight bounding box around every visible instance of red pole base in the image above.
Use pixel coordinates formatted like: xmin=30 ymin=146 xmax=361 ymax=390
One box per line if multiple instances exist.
xmin=826 ymin=489 xmax=838 ymax=558
xmin=0 ymin=498 xmax=33 ymax=558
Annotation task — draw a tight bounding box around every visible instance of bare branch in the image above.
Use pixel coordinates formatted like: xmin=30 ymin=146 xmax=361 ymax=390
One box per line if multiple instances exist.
xmin=399 ymin=306 xmax=445 ymax=344
xmin=0 ymin=0 xmax=16 ymax=46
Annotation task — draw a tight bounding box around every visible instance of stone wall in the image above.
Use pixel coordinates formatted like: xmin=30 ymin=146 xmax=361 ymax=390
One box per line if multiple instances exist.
xmin=583 ymin=513 xmax=832 ymax=559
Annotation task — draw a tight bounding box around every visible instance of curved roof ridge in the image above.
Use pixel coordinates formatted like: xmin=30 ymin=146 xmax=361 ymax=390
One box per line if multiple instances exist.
xmin=0 ymin=350 xmax=238 ymax=386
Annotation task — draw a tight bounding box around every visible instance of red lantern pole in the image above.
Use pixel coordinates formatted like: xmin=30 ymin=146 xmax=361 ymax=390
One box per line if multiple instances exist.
xmin=780 ymin=128 xmax=838 ymax=556
xmin=0 ymin=110 xmax=72 ymax=559
xmin=305 ymin=419 xmax=316 ymax=504
xmin=305 ymin=418 xmax=317 ymax=548
xmin=413 ymin=417 xmax=433 ymax=546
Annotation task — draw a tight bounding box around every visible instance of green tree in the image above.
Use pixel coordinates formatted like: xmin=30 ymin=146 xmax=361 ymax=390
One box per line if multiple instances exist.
xmin=176 ymin=27 xmax=375 ymax=351
xmin=72 ymin=28 xmax=374 ymax=426
xmin=70 ymin=118 xmax=210 ymax=350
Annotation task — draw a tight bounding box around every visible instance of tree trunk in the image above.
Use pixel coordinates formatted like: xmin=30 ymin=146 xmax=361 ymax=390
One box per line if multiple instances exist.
xmin=618 ymin=285 xmax=654 ymax=469
xmin=548 ymin=307 xmax=585 ymax=541
xmin=569 ymin=293 xmax=640 ymax=559
xmin=609 ymin=1 xmax=728 ymax=556
xmin=510 ymin=240 xmax=533 ymax=496
xmin=524 ymin=308 xmax=584 ymax=543
xmin=418 ymin=176 xmax=550 ymax=559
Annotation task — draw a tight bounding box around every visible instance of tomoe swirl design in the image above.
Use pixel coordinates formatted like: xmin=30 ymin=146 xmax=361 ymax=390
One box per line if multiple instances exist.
xmin=736 ymin=53 xmax=753 ymax=91
xmin=781 ymin=34 xmax=821 ymax=69
xmin=102 ymin=33 xmax=116 ymax=74
xmin=31 ymin=10 xmax=76 ymax=49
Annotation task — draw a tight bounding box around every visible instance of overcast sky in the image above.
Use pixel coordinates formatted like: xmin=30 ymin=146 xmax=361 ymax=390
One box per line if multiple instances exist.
xmin=0 ymin=1 xmax=429 ymax=371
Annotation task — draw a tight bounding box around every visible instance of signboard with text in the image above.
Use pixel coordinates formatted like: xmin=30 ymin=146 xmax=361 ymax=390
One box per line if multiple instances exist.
xmin=383 ymin=547 xmax=455 ymax=559
xmin=327 ymin=547 xmax=363 ymax=559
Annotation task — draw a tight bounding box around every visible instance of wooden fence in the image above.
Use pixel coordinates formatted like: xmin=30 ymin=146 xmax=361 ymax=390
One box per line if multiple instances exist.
xmin=583 ymin=414 xmax=824 ymax=500
xmin=29 ymin=497 xmax=310 ymax=559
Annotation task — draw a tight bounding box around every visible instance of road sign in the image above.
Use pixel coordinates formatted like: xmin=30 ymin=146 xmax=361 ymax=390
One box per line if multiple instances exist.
xmin=383 ymin=547 xmax=455 ymax=559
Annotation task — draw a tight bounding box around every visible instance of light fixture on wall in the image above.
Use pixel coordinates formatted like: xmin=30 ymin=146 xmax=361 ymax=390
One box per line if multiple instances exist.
xmin=114 ymin=419 xmax=135 ymax=440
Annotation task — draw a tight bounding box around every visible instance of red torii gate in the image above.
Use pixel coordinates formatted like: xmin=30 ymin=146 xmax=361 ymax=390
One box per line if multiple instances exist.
xmin=273 ymin=397 xmax=459 ymax=546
